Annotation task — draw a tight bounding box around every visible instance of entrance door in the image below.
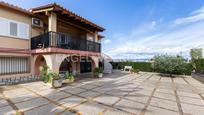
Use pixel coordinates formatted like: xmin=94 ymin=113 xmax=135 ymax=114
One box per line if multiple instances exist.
xmin=80 ymin=61 xmax=92 ymax=73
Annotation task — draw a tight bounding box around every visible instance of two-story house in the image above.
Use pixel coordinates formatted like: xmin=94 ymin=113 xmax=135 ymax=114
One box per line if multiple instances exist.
xmin=0 ymin=2 xmax=104 ymax=78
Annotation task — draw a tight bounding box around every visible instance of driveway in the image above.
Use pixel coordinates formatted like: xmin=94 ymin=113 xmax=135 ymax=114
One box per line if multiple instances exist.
xmin=0 ymin=71 xmax=204 ymax=115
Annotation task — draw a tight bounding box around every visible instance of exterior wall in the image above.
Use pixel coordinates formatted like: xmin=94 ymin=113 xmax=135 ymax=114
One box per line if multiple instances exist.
xmin=57 ymin=21 xmax=87 ymax=40
xmin=0 ymin=7 xmax=30 ymax=49
xmin=32 ymin=54 xmax=100 ymax=75
xmin=0 ymin=6 xmax=44 ymax=49
xmin=0 ymin=5 xmax=102 ymax=78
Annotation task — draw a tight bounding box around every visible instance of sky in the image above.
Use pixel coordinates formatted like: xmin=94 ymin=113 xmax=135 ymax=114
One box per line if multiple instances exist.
xmin=3 ymin=0 xmax=204 ymax=60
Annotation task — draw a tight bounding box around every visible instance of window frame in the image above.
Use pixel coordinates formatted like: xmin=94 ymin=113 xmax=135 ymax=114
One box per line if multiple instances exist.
xmin=0 ymin=17 xmax=29 ymax=40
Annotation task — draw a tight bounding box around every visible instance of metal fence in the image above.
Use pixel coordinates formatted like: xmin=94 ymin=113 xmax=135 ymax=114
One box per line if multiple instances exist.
xmin=31 ymin=31 xmax=101 ymax=52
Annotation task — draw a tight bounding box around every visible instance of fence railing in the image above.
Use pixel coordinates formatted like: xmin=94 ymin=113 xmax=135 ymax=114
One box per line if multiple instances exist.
xmin=31 ymin=31 xmax=101 ymax=53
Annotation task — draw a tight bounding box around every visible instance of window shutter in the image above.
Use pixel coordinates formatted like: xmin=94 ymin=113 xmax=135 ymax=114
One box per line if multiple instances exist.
xmin=18 ymin=23 xmax=29 ymax=39
xmin=0 ymin=17 xmax=9 ymax=36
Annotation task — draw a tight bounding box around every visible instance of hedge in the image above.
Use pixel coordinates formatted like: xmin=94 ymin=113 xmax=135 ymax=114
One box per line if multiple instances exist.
xmin=111 ymin=61 xmax=192 ymax=75
xmin=110 ymin=62 xmax=152 ymax=72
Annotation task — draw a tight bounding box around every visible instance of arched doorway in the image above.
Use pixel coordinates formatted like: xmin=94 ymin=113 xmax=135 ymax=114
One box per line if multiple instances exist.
xmin=58 ymin=56 xmax=96 ymax=75
xmin=80 ymin=57 xmax=95 ymax=73
xmin=34 ymin=55 xmax=47 ymax=75
xmin=59 ymin=57 xmax=72 ymax=74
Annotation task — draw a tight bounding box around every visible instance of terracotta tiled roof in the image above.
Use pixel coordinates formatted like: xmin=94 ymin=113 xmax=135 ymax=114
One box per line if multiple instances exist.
xmin=0 ymin=1 xmax=32 ymax=15
xmin=31 ymin=3 xmax=105 ymax=32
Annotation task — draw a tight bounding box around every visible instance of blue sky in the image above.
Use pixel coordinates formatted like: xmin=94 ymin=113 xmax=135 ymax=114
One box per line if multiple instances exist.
xmin=4 ymin=0 xmax=204 ymax=59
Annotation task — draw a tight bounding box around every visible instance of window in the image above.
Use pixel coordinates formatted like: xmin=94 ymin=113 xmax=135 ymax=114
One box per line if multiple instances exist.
xmin=10 ymin=22 xmax=17 ymax=36
xmin=0 ymin=57 xmax=30 ymax=75
xmin=0 ymin=17 xmax=29 ymax=39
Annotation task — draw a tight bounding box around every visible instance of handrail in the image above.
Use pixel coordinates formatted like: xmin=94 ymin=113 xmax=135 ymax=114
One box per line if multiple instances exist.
xmin=31 ymin=31 xmax=101 ymax=52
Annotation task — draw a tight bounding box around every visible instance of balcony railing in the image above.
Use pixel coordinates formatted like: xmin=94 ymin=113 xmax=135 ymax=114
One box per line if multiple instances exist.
xmin=31 ymin=31 xmax=101 ymax=53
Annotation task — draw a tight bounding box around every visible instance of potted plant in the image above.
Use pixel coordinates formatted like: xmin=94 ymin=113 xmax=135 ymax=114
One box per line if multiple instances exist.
xmin=39 ymin=65 xmax=50 ymax=83
xmin=63 ymin=71 xmax=75 ymax=83
xmin=93 ymin=67 xmax=103 ymax=78
xmin=51 ymin=72 xmax=62 ymax=88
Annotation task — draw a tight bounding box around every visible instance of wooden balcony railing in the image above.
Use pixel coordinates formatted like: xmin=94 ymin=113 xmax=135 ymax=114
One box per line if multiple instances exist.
xmin=31 ymin=31 xmax=101 ymax=53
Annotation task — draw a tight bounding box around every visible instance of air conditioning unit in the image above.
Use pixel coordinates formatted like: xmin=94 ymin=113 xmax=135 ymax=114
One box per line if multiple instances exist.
xmin=32 ymin=18 xmax=43 ymax=28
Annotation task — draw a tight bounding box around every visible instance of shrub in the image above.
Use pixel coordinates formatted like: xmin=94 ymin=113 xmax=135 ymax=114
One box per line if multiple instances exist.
xmin=39 ymin=65 xmax=51 ymax=83
xmin=194 ymin=59 xmax=204 ymax=73
xmin=111 ymin=62 xmax=152 ymax=72
xmin=65 ymin=71 xmax=75 ymax=81
xmin=153 ymin=55 xmax=187 ymax=76
xmin=93 ymin=67 xmax=103 ymax=76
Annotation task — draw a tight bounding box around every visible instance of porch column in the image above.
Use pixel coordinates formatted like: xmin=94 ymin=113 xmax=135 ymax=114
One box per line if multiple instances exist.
xmin=94 ymin=31 xmax=98 ymax=42
xmin=48 ymin=12 xmax=57 ymax=32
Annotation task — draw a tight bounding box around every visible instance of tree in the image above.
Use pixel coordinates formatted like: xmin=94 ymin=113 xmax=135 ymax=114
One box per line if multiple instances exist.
xmin=153 ymin=55 xmax=187 ymax=77
xmin=190 ymin=48 xmax=203 ymax=71
xmin=190 ymin=48 xmax=203 ymax=60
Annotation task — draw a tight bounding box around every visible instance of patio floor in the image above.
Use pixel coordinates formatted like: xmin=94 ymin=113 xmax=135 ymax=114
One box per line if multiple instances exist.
xmin=0 ymin=71 xmax=204 ymax=115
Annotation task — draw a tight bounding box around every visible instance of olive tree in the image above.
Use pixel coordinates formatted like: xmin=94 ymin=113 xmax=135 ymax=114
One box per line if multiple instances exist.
xmin=190 ymin=48 xmax=203 ymax=71
xmin=153 ymin=55 xmax=187 ymax=77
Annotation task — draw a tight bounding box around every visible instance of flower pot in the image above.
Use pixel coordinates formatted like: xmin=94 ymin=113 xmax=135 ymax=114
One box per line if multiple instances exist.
xmin=52 ymin=79 xmax=62 ymax=88
xmin=98 ymin=73 xmax=103 ymax=78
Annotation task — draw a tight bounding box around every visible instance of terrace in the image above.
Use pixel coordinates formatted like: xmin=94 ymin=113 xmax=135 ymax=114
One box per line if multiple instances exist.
xmin=0 ymin=71 xmax=204 ymax=114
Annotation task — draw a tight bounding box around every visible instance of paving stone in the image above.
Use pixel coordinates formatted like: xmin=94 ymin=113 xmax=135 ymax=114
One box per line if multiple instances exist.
xmin=134 ymin=89 xmax=153 ymax=96
xmin=177 ymin=91 xmax=201 ymax=99
xmin=77 ymin=91 xmax=101 ymax=99
xmin=24 ymin=84 xmax=51 ymax=92
xmin=0 ymin=105 xmax=16 ymax=115
xmin=150 ymin=97 xmax=178 ymax=111
xmin=145 ymin=106 xmax=179 ymax=115
xmin=153 ymin=91 xmax=176 ymax=101
xmin=179 ymin=96 xmax=204 ymax=106
xmin=92 ymin=87 xmax=112 ymax=93
xmin=3 ymin=88 xmax=31 ymax=97
xmin=0 ymin=99 xmax=9 ymax=108
xmin=60 ymin=111 xmax=76 ymax=115
xmin=104 ymin=108 xmax=130 ymax=115
xmin=94 ymin=94 xmax=120 ymax=106
xmin=114 ymin=99 xmax=145 ymax=114
xmin=24 ymin=103 xmax=65 ymax=115
xmin=125 ymin=92 xmax=149 ymax=104
xmin=15 ymin=97 xmax=49 ymax=111
xmin=156 ymin=88 xmax=174 ymax=94
xmin=38 ymin=90 xmax=71 ymax=101
xmin=73 ymin=101 xmax=106 ymax=115
xmin=181 ymin=103 xmax=204 ymax=115
xmin=105 ymin=89 xmax=129 ymax=97
xmin=79 ymin=84 xmax=99 ymax=90
xmin=60 ymin=87 xmax=86 ymax=94
xmin=8 ymin=93 xmax=39 ymax=103
xmin=58 ymin=96 xmax=86 ymax=108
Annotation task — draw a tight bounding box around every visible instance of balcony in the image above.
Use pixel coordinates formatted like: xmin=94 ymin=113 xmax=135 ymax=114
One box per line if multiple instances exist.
xmin=31 ymin=31 xmax=101 ymax=53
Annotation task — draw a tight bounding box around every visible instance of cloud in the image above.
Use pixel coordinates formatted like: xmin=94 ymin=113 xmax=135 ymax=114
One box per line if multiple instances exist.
xmin=105 ymin=21 xmax=204 ymax=59
xmin=174 ymin=6 xmax=204 ymax=26
xmin=103 ymin=39 xmax=111 ymax=44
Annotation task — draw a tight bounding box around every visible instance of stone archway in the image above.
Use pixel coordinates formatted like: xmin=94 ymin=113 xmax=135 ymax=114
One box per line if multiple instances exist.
xmin=34 ymin=55 xmax=47 ymax=75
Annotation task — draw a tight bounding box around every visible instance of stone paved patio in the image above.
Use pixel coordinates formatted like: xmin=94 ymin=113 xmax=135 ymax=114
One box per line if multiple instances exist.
xmin=0 ymin=71 xmax=204 ymax=115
